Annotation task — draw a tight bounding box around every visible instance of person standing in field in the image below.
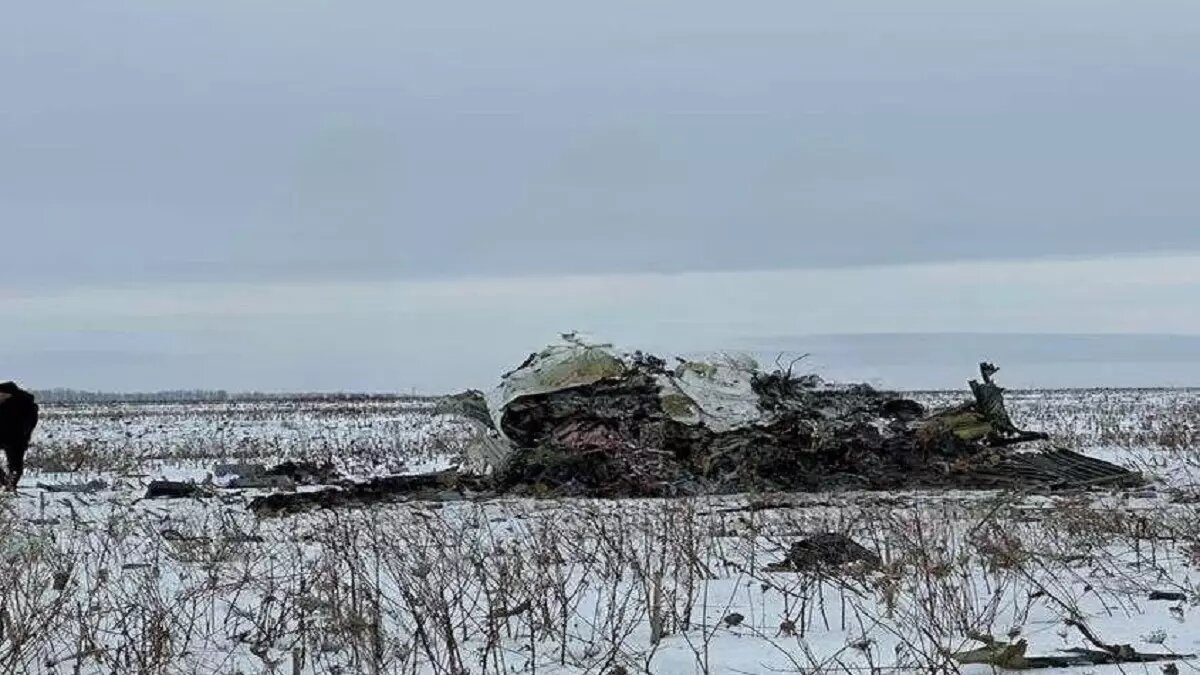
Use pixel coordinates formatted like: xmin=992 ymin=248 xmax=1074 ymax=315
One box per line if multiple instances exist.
xmin=0 ymin=382 xmax=38 ymax=491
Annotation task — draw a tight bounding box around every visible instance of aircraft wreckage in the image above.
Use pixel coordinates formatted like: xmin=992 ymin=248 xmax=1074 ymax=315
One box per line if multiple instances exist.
xmin=242 ymin=337 xmax=1140 ymax=515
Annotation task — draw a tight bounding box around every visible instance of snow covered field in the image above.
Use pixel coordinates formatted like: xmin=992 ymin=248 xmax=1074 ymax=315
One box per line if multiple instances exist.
xmin=2 ymin=390 xmax=1198 ymax=674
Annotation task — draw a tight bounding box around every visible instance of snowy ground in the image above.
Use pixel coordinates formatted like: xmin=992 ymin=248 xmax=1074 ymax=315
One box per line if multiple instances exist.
xmin=2 ymin=390 xmax=1198 ymax=674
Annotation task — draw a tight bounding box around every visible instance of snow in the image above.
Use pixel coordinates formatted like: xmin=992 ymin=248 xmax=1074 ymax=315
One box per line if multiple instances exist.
xmin=2 ymin=389 xmax=1198 ymax=674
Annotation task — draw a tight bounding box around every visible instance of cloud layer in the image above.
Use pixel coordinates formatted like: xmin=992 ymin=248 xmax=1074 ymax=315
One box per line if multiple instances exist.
xmin=3 ymin=1 xmax=1200 ymax=287
xmin=4 ymin=254 xmax=1197 ymax=391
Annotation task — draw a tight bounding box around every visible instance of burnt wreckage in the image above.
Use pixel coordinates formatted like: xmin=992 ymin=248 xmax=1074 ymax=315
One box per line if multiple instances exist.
xmin=454 ymin=340 xmax=1138 ymax=496
xmin=247 ymin=339 xmax=1138 ymax=514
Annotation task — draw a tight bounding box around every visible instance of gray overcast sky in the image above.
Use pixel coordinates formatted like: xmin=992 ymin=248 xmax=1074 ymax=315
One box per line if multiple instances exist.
xmin=3 ymin=1 xmax=1200 ymax=390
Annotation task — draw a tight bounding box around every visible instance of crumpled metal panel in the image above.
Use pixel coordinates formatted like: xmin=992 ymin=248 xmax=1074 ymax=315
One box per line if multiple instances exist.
xmin=484 ymin=342 xmax=627 ymax=432
xmin=655 ymin=354 xmax=767 ymax=432
xmin=470 ymin=339 xmax=772 ymax=473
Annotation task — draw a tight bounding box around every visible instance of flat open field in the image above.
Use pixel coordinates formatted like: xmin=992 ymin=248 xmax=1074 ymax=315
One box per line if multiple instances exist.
xmin=2 ymin=389 xmax=1198 ymax=674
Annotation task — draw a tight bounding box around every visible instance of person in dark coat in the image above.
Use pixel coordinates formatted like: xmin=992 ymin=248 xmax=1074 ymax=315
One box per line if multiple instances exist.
xmin=0 ymin=382 xmax=38 ymax=490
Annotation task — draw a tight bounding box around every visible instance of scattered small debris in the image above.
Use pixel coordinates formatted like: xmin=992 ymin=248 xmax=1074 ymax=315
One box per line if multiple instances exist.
xmin=214 ymin=460 xmax=339 ymax=489
xmin=953 ymin=628 xmax=1197 ymax=670
xmin=247 ymin=470 xmax=488 ymax=516
xmin=160 ymin=528 xmax=208 ymax=542
xmin=768 ymin=533 xmax=882 ymax=572
xmin=212 ymin=463 xmax=266 ymax=479
xmin=849 ymin=637 xmax=874 ymax=651
xmin=1143 ymin=629 xmax=1168 ymax=645
xmin=144 ymin=481 xmax=210 ymax=500
xmin=712 ymin=498 xmax=799 ymax=514
xmin=262 ymin=460 xmax=342 ymax=485
xmin=489 ymin=600 xmax=532 ymax=619
xmin=37 ymin=479 xmax=107 ymax=494
xmin=227 ymin=474 xmax=297 ymax=490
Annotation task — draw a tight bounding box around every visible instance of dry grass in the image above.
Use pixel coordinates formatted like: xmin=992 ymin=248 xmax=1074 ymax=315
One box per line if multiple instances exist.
xmin=2 ymin=389 xmax=1196 ymax=673
xmin=2 ymin=485 xmax=1198 ymax=674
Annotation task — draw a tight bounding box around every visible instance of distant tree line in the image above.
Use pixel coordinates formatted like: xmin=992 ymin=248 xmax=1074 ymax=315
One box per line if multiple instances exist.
xmin=33 ymin=389 xmax=434 ymax=404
